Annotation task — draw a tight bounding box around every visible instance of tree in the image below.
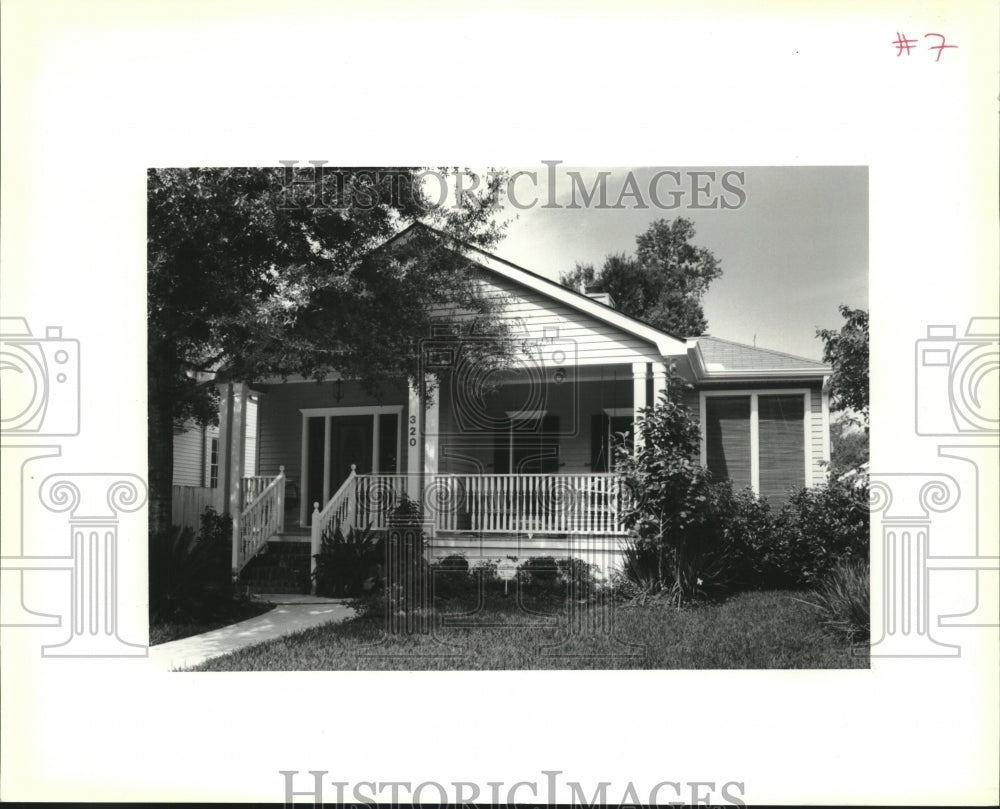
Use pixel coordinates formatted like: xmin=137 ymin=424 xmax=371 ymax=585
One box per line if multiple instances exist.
xmin=560 ymin=218 xmax=722 ymax=336
xmin=148 ymin=167 xmax=511 ymax=536
xmin=829 ymin=417 xmax=870 ymax=473
xmin=817 ymin=305 xmax=869 ymax=430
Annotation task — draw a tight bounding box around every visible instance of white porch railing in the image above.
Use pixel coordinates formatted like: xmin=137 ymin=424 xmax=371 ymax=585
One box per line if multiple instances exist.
xmin=350 ymin=473 xmax=630 ymax=535
xmin=309 ymin=465 xmax=359 ymax=587
xmin=241 ymin=475 xmax=274 ymax=506
xmin=232 ymin=466 xmax=286 ymax=575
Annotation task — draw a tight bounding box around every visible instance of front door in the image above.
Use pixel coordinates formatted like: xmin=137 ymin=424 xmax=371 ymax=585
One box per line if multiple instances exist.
xmin=305 ymin=412 xmax=400 ymax=517
xmin=330 ymin=415 xmax=373 ymax=490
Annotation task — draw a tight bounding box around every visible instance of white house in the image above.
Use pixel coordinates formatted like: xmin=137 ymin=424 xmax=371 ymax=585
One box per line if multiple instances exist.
xmin=171 ymin=225 xmax=832 ymax=581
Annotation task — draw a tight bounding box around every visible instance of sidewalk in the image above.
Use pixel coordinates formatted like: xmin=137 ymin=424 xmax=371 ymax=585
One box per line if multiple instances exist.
xmin=149 ymin=595 xmax=356 ymax=671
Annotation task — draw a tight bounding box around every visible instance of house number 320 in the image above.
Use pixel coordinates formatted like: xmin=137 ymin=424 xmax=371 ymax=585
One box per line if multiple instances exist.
xmin=409 ymin=414 xmax=417 ymax=447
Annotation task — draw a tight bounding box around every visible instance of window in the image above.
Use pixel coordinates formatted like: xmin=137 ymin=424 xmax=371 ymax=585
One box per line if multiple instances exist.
xmin=493 ymin=413 xmax=560 ymax=473
xmin=704 ymin=397 xmax=752 ymax=490
xmin=208 ymin=437 xmax=219 ymax=488
xmin=702 ymin=391 xmax=809 ymax=503
xmin=758 ymin=394 xmax=805 ymax=502
xmin=591 ymin=413 xmax=634 ymax=472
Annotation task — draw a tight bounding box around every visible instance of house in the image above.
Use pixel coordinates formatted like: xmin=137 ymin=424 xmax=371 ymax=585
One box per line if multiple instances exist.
xmin=171 ymin=225 xmax=832 ymax=583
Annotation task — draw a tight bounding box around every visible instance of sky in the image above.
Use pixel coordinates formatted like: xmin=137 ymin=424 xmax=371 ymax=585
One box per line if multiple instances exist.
xmin=474 ymin=165 xmax=868 ymax=362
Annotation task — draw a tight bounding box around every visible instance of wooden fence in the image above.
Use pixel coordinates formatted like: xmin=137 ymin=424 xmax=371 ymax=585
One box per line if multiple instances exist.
xmin=172 ymin=485 xmax=220 ymax=531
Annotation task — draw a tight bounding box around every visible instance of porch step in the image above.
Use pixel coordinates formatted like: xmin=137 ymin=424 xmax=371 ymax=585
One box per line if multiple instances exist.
xmin=241 ymin=539 xmax=311 ymax=595
xmin=273 ymin=527 xmax=311 ymax=540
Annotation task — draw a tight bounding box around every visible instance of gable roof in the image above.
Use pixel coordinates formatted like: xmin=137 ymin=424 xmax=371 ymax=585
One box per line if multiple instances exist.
xmin=687 ymin=335 xmax=830 ymax=381
xmin=387 ymin=222 xmax=688 ymax=358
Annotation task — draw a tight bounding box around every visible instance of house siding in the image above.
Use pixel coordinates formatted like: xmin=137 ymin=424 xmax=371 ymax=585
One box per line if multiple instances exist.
xmin=244 ymin=395 xmax=259 ymax=475
xmin=430 ymin=270 xmax=663 ymax=366
xmin=172 ymin=421 xmax=205 ymax=486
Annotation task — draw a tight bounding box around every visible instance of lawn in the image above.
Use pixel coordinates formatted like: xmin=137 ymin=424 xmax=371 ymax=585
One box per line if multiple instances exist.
xmin=150 ymin=598 xmax=274 ymax=646
xmin=190 ymin=589 xmax=869 ymax=670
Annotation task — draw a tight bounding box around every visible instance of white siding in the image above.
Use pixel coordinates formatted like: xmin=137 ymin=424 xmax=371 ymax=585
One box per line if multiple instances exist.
xmin=244 ymin=396 xmax=259 ymax=475
xmin=430 ymin=270 xmax=663 ymax=366
xmin=172 ymin=421 xmax=204 ymax=486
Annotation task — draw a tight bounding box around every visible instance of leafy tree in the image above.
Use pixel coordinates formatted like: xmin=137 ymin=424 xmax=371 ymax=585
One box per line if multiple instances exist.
xmin=829 ymin=417 xmax=870 ymax=474
xmin=148 ymin=167 xmax=511 ymax=535
xmin=817 ymin=305 xmax=869 ymax=429
xmin=561 ymin=218 xmax=722 ymax=336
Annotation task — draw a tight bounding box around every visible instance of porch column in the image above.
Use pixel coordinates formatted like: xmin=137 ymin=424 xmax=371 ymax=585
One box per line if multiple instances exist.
xmin=632 ymin=361 xmax=648 ymax=453
xmin=424 ymin=374 xmax=439 ymax=477
xmin=651 ymin=362 xmax=668 ymax=407
xmin=299 ymin=413 xmax=309 ymax=527
xmin=406 ymin=377 xmax=422 ymax=501
xmin=218 ymin=382 xmax=232 ymax=513
xmin=226 ymin=382 xmax=248 ymax=577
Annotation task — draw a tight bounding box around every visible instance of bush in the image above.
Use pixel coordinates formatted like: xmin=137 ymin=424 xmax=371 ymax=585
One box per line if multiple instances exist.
xmin=148 ymin=508 xmax=234 ymax=623
xmin=614 ymin=368 xmax=719 ymax=605
xmin=617 ymin=475 xmax=870 ymax=600
xmin=430 ymin=555 xmax=474 ymax=600
xmin=311 ymin=523 xmax=382 ymax=597
xmin=801 ymin=558 xmax=870 ymax=643
xmin=769 ymin=477 xmax=869 ymax=588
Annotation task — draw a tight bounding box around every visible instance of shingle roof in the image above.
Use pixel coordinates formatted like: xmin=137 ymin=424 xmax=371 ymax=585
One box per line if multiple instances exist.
xmin=695 ymin=336 xmax=830 ymax=373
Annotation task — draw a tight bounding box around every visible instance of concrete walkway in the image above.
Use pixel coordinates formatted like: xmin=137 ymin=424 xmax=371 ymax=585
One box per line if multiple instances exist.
xmin=149 ymin=595 xmax=356 ymax=671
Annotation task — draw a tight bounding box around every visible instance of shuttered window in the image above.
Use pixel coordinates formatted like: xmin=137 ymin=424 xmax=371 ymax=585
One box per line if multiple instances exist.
xmin=758 ymin=395 xmax=805 ymax=504
xmin=705 ymin=396 xmax=752 ymax=491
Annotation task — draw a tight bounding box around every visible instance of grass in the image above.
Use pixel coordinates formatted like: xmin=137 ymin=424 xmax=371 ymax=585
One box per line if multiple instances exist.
xmin=190 ymin=589 xmax=869 ymax=670
xmin=150 ymin=598 xmax=275 ymax=646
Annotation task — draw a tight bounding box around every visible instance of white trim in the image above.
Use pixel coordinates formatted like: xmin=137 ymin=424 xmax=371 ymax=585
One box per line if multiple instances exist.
xmin=459 ymin=246 xmax=688 ymax=358
xmin=407 ymin=380 xmax=421 ymax=500
xmin=632 ymin=361 xmax=648 ymax=454
xmin=699 ymin=388 xmax=813 ymax=494
xmin=298 ymin=406 xmax=405 ymax=519
xmin=506 ymin=409 xmax=548 ymax=419
xmin=322 ymin=416 xmax=332 ymax=504
xmin=299 ymin=405 xmax=403 ymax=417
xmin=821 ymin=375 xmax=832 ymax=467
xmin=603 ymin=407 xmax=633 ymax=417
xmin=299 ymin=413 xmax=309 ymax=526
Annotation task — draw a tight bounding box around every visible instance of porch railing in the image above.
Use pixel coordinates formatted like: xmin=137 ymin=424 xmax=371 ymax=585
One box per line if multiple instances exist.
xmin=232 ymin=466 xmax=286 ymax=576
xmin=309 ymin=465 xmax=359 ymax=588
xmin=351 ymin=473 xmax=630 ymax=535
xmin=241 ymin=475 xmax=274 ymax=505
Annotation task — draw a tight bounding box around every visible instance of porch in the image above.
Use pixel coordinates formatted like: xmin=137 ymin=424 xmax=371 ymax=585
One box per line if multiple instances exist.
xmin=213 ymin=357 xmax=673 ymax=580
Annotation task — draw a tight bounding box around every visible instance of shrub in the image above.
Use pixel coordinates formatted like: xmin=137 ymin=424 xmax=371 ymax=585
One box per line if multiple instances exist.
xmin=769 ymin=477 xmax=869 ymax=588
xmin=705 ymin=477 xmax=870 ymax=592
xmin=311 ymin=523 xmax=382 ymax=598
xmin=148 ymin=508 xmax=234 ymax=623
xmin=514 ymin=556 xmax=603 ymax=602
xmin=801 ymin=558 xmax=870 ymax=643
xmin=615 ymin=367 xmax=720 ymax=605
xmin=517 ymin=556 xmax=560 ymax=589
xmin=430 ymin=554 xmax=474 ymax=600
